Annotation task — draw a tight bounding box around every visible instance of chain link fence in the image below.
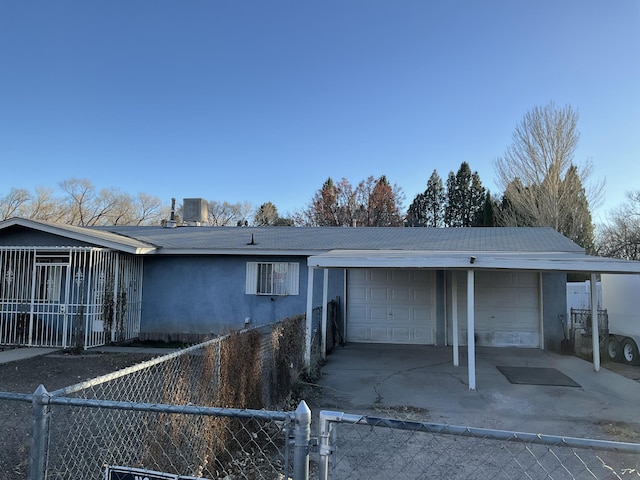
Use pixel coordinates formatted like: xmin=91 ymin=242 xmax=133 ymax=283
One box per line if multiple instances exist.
xmin=0 ymin=391 xmax=32 ymax=480
xmin=3 ymin=311 xmax=640 ymax=480
xmin=42 ymin=394 xmax=297 ymax=479
xmin=570 ymin=308 xmax=609 ymax=360
xmin=317 ymin=411 xmax=640 ymax=480
xmin=0 ymin=315 xmax=318 ymax=480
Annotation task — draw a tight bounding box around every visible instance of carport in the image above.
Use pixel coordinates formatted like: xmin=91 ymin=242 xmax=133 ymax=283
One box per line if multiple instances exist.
xmin=304 ymin=249 xmax=640 ymax=390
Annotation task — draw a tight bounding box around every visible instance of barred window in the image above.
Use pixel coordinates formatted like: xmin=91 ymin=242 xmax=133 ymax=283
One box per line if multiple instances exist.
xmin=246 ymin=262 xmax=299 ymax=295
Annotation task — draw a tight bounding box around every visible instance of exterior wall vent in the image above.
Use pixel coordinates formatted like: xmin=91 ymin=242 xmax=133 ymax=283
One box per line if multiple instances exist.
xmin=183 ymin=198 xmax=208 ymax=226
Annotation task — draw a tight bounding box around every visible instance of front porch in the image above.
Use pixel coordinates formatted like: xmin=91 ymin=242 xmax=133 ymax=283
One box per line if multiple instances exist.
xmin=0 ymin=247 xmax=142 ymax=349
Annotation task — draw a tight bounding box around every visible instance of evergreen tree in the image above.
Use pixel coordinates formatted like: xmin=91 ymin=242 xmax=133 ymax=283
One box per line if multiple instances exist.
xmin=406 ymin=192 xmax=427 ymax=227
xmin=444 ymin=162 xmax=486 ymax=227
xmin=303 ymin=175 xmax=404 ymax=226
xmin=560 ymin=165 xmax=594 ymax=251
xmin=253 ymin=202 xmax=279 ymax=226
xmin=368 ymin=175 xmax=404 ymax=227
xmin=407 ymin=170 xmax=445 ymax=227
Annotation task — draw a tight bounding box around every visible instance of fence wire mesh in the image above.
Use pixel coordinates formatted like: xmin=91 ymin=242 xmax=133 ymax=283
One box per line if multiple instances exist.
xmin=0 ymin=393 xmax=32 ymax=480
xmin=52 ymin=316 xmax=307 ymax=408
xmin=39 ymin=318 xmax=308 ymax=480
xmin=45 ymin=401 xmax=293 ymax=480
xmin=322 ymin=414 xmax=640 ymax=480
xmin=570 ymin=308 xmax=609 ymax=360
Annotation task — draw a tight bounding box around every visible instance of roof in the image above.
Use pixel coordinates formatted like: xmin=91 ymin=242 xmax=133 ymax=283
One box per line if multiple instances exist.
xmin=3 ymin=217 xmax=640 ymax=274
xmin=89 ymin=224 xmax=584 ymax=255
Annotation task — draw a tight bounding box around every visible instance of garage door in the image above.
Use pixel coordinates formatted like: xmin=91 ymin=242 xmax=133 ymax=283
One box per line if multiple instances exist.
xmin=347 ymin=269 xmax=436 ymax=344
xmin=449 ymin=271 xmax=540 ymax=347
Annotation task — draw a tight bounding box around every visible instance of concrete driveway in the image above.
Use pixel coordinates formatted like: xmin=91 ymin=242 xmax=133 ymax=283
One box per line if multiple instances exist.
xmin=312 ymin=344 xmax=640 ymax=441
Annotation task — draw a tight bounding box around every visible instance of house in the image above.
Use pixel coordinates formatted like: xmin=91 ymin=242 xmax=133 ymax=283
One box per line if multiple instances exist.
xmin=2 ymin=206 xmax=640 ymax=389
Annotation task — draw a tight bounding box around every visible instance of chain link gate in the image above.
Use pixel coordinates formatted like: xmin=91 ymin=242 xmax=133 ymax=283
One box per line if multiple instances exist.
xmin=316 ymin=410 xmax=640 ymax=479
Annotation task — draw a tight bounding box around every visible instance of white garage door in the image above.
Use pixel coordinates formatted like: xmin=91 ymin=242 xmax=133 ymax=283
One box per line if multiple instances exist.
xmin=347 ymin=269 xmax=436 ymax=344
xmin=449 ymin=271 xmax=540 ymax=347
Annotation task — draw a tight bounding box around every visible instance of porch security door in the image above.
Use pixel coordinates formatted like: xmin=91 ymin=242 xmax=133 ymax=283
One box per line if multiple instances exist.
xmin=29 ymin=254 xmax=71 ymax=348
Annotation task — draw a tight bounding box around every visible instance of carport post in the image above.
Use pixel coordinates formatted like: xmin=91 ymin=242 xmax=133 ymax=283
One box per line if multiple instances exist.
xmin=321 ymin=268 xmax=329 ymax=360
xmin=590 ymin=273 xmax=600 ymax=372
xmin=452 ymin=272 xmax=459 ymax=367
xmin=305 ymin=266 xmax=316 ymax=367
xmin=467 ymin=269 xmax=476 ymax=390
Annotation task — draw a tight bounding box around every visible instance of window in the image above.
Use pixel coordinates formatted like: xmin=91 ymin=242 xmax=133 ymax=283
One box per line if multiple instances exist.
xmin=246 ymin=262 xmax=299 ymax=295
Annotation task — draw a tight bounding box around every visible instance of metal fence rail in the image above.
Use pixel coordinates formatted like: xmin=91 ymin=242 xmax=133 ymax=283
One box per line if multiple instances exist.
xmin=317 ymin=411 xmax=640 ymax=480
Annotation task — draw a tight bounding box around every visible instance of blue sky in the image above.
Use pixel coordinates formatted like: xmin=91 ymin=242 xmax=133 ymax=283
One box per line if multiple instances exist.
xmin=1 ymin=1 xmax=638 ymax=224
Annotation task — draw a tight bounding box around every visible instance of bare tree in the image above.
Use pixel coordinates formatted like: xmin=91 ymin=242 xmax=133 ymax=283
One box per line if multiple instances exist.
xmin=0 ymin=188 xmax=31 ymax=220
xmin=25 ymin=187 xmax=66 ymax=222
xmin=494 ymin=102 xmax=602 ymax=249
xmin=59 ymin=178 xmax=138 ymax=226
xmin=205 ymin=200 xmax=252 ymax=226
xmin=132 ymin=193 xmax=166 ymax=225
xmin=596 ymin=191 xmax=640 ymax=260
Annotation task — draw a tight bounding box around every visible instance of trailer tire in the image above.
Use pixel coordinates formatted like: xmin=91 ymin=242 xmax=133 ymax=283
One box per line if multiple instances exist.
xmin=607 ymin=336 xmax=622 ymax=363
xmin=622 ymin=338 xmax=640 ymax=366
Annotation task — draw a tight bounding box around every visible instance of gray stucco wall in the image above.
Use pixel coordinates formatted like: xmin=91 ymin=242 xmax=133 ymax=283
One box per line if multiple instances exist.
xmin=542 ymin=271 xmax=568 ymax=353
xmin=140 ymin=255 xmax=344 ymax=338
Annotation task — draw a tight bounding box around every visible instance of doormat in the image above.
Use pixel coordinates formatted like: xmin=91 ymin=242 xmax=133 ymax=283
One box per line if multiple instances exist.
xmin=496 ymin=366 xmax=581 ymax=387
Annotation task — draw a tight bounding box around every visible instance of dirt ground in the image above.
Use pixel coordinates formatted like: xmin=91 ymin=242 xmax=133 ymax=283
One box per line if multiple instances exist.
xmin=0 ymin=348 xmax=162 ymax=480
xmin=0 ymin=349 xmax=161 ymax=394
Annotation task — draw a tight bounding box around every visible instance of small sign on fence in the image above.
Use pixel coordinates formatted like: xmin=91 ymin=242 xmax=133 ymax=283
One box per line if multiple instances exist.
xmin=105 ymin=466 xmax=210 ymax=480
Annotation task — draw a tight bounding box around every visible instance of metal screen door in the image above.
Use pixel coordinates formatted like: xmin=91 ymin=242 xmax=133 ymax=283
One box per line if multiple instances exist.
xmin=29 ymin=255 xmax=72 ymax=347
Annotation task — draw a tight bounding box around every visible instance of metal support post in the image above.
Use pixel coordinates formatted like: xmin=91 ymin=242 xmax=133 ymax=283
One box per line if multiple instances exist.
xmin=293 ymin=400 xmax=311 ymax=480
xmin=30 ymin=385 xmax=51 ymax=480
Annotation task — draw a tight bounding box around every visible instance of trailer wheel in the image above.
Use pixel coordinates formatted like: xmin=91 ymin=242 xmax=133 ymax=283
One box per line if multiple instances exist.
xmin=607 ymin=336 xmax=622 ymax=362
xmin=622 ymin=339 xmax=640 ymax=366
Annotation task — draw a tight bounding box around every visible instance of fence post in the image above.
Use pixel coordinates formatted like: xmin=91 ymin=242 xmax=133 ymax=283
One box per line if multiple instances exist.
xmin=318 ymin=410 xmax=343 ymax=480
xmin=30 ymin=384 xmax=50 ymax=480
xmin=293 ymin=400 xmax=311 ymax=480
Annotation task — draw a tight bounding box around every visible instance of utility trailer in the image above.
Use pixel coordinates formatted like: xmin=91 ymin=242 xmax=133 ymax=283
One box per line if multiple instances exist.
xmin=601 ymin=273 xmax=640 ymax=365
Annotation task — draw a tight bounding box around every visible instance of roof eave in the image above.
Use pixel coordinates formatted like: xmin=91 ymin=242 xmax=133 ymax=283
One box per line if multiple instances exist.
xmin=0 ymin=217 xmax=157 ymax=254
xmin=307 ymin=250 xmax=640 ymax=274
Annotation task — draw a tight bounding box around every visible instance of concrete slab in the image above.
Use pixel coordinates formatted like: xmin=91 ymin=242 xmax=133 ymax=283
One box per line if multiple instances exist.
xmin=0 ymin=345 xmax=178 ymax=365
xmin=312 ymin=344 xmax=640 ymax=440
xmin=0 ymin=347 xmax=59 ymax=364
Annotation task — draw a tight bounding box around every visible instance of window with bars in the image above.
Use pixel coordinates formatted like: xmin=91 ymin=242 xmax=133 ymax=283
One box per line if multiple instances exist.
xmin=245 ymin=262 xmax=300 ymax=295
